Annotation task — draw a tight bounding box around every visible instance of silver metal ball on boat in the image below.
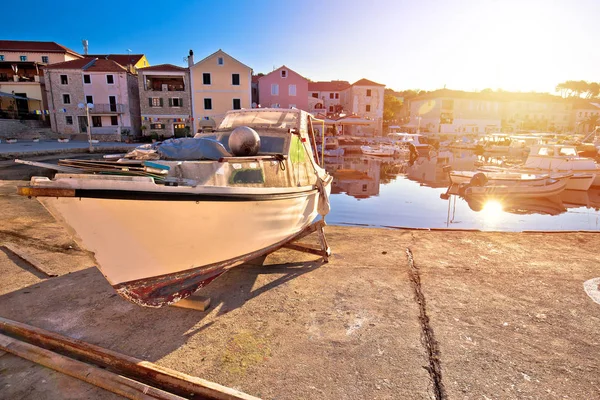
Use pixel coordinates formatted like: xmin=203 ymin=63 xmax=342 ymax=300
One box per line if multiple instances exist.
xmin=229 ymin=126 xmax=261 ymax=156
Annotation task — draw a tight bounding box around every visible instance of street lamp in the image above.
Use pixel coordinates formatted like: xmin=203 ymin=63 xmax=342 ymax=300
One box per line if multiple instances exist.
xmin=78 ymin=102 xmax=94 ymax=152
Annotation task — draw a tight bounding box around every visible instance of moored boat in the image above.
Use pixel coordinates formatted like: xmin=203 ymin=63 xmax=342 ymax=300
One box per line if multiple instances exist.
xmin=17 ymin=108 xmax=332 ymax=308
xmin=360 ymin=145 xmax=396 ymax=156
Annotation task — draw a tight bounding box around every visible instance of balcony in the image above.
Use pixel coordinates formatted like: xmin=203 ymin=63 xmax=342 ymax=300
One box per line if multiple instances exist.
xmin=89 ymin=103 xmax=125 ymax=114
xmin=0 ymin=74 xmax=41 ymax=83
xmin=144 ymin=76 xmax=185 ymax=92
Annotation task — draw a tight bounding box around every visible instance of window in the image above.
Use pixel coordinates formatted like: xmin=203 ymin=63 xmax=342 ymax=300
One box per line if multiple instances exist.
xmin=281 ymin=70 xmax=287 ymax=78
xmin=60 ymin=75 xmax=68 ymax=85
xmin=62 ymin=94 xmax=71 ymax=104
xmin=366 ymin=89 xmax=372 ymax=96
xmin=329 ymin=93 xmax=334 ymax=99
xmin=335 ymin=93 xmax=339 ymax=99
xmin=312 ymin=93 xmax=318 ymax=98
xmin=362 ymin=184 xmax=367 ymax=192
xmin=150 ymin=123 xmax=165 ymax=129
xmin=20 ymin=55 xmax=27 ymax=61
xmin=42 ymin=56 xmax=49 ymax=63
xmin=217 ymin=57 xmax=224 ymax=65
xmin=169 ymin=98 xmax=183 ymax=107
xmin=83 ymin=74 xmax=91 ymax=84
xmin=204 ymin=98 xmax=212 ymax=110
xmin=65 ymin=116 xmax=73 ymax=125
xmin=232 ymin=73 xmax=240 ymax=85
xmin=150 ymin=98 xmax=163 ymax=107
xmin=85 ymin=95 xmax=93 ymax=104
xmin=203 ymin=73 xmax=211 ymax=85
xmin=0 ymin=55 xmax=4 ymax=61
xmin=106 ymin=75 xmax=114 ymax=84
xmin=366 ymin=105 xmax=371 ymax=112
xmin=233 ymin=98 xmax=241 ymax=110
xmin=329 ymin=106 xmax=334 ymax=112
xmin=110 ymin=116 xmax=118 ymax=126
xmin=271 ymin=83 xmax=279 ymax=95
xmin=288 ymin=84 xmax=296 ymax=96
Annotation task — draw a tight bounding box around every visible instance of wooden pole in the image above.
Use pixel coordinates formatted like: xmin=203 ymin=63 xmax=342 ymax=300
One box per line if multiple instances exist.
xmin=0 ymin=333 xmax=184 ymax=400
xmin=0 ymin=317 xmax=261 ymax=400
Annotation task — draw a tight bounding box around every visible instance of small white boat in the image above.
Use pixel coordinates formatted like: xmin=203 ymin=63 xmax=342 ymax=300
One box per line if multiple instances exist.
xmin=463 ymin=178 xmax=568 ymax=198
xmin=361 ymin=145 xmax=396 ymax=156
xmin=17 ymin=108 xmax=332 ymax=308
xmin=462 ymin=174 xmax=568 ymax=198
xmin=479 ymin=144 xmax=598 ymax=191
xmin=449 ymin=170 xmax=571 ymax=186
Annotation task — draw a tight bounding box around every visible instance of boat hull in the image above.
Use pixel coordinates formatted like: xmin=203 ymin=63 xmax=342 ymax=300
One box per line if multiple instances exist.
xmin=39 ymin=188 xmax=325 ymax=307
xmin=465 ymin=178 xmax=568 ymax=198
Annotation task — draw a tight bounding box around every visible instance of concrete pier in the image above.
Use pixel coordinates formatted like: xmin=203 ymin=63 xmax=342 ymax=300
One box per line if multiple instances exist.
xmin=0 ymin=179 xmax=599 ymax=399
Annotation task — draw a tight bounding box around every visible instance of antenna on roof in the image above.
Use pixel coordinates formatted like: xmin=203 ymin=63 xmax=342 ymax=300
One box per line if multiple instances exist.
xmin=82 ymin=39 xmax=88 ymax=55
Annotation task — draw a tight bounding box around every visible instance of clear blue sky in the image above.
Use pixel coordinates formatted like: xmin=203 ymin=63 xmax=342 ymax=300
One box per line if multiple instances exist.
xmin=4 ymin=0 xmax=598 ymax=93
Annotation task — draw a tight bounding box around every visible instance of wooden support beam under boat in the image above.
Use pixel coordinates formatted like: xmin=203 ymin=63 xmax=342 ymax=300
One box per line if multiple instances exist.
xmin=0 ymin=316 xmax=261 ymax=400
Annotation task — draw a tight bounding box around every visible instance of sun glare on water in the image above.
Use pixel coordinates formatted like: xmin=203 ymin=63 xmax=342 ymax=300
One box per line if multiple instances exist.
xmin=481 ymin=200 xmax=504 ymax=225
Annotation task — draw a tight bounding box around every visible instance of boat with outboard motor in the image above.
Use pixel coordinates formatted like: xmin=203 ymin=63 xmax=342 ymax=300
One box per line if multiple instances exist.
xmin=17 ymin=108 xmax=332 ymax=307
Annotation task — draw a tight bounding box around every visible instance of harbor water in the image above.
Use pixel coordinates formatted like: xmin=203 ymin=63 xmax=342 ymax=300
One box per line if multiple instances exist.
xmin=325 ymin=151 xmax=600 ymax=231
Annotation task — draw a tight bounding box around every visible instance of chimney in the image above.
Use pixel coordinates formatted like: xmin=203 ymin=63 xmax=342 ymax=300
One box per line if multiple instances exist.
xmin=188 ymin=50 xmax=194 ymax=67
xmin=82 ymin=40 xmax=89 ymax=55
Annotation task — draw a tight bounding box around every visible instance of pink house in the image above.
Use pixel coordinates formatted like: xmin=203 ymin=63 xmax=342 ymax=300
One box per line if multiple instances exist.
xmin=258 ymin=66 xmax=308 ymax=111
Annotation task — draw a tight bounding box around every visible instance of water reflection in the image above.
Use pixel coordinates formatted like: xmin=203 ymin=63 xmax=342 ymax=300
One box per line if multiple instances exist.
xmin=323 ymin=150 xmax=600 ymax=231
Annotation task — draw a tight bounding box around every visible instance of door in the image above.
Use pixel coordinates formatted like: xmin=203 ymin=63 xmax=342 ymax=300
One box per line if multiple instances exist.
xmin=109 ymin=96 xmax=117 ymax=112
xmin=14 ymin=93 xmax=29 ymax=116
xmin=173 ymin=123 xmax=186 ymax=137
xmin=78 ymin=116 xmax=88 ymax=133
xmin=92 ymin=116 xmax=102 ymax=127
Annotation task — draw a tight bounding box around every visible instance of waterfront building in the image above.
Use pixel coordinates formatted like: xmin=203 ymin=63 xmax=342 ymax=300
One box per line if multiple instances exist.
xmin=308 ymin=80 xmax=350 ymax=116
xmin=138 ymin=64 xmax=191 ymax=138
xmin=342 ymin=79 xmax=385 ymax=136
xmin=188 ymin=49 xmax=252 ymax=132
xmin=406 ymin=89 xmax=573 ymax=135
xmin=571 ymin=99 xmax=600 ymax=134
xmin=258 ymin=66 xmax=309 ymax=111
xmin=43 ymin=58 xmax=140 ymax=139
xmin=0 ymin=40 xmax=83 ymax=119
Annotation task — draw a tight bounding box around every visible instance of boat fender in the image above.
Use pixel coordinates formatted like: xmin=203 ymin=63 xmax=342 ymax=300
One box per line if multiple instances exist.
xmin=229 ymin=126 xmax=261 ymax=156
xmin=469 ymin=172 xmax=488 ymax=187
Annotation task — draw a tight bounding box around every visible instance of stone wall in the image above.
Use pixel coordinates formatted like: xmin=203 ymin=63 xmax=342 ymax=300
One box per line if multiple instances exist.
xmin=0 ymin=119 xmax=49 ymax=138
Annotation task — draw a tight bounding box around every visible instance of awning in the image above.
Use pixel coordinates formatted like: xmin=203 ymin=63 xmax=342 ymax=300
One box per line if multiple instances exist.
xmin=0 ymin=91 xmax=40 ymax=101
xmin=335 ymin=116 xmax=373 ymax=125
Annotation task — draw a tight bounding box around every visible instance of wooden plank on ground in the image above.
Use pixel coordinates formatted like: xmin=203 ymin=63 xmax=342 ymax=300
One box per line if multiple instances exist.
xmin=0 ymin=317 xmax=261 ymax=400
xmin=2 ymin=244 xmax=58 ymax=277
xmin=0 ymin=333 xmax=185 ymax=400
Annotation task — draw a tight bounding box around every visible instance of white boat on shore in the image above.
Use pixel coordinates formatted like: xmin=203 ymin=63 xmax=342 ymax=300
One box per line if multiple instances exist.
xmin=17 ymin=109 xmax=332 ymax=308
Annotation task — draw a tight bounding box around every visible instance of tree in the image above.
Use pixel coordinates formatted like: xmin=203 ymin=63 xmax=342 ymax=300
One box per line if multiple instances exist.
xmin=383 ymin=93 xmax=403 ymax=121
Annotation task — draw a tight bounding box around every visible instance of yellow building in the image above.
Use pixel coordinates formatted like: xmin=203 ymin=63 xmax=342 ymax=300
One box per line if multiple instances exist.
xmin=0 ymin=40 xmax=83 ymax=117
xmin=188 ymin=49 xmax=252 ymax=132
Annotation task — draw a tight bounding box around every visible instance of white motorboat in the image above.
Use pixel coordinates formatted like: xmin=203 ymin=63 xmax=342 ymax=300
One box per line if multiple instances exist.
xmin=388 ymin=132 xmax=430 ymax=155
xmin=17 ymin=109 xmax=332 ymax=307
xmin=449 ymin=170 xmax=572 ymax=186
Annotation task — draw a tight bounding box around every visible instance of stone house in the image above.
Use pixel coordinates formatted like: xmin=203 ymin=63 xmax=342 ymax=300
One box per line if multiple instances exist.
xmin=138 ymin=64 xmax=192 ymax=138
xmin=308 ymin=81 xmax=350 ymax=116
xmin=44 ymin=57 xmax=140 ymax=140
xmin=342 ymin=79 xmax=385 ymax=136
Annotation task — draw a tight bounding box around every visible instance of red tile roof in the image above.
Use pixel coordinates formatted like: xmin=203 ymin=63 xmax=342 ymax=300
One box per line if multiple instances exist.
xmin=0 ymin=40 xmax=81 ymax=57
xmin=44 ymin=58 xmax=127 ymax=72
xmin=87 ymin=54 xmax=145 ymax=66
xmin=308 ymin=81 xmax=351 ymax=92
xmin=139 ymin=64 xmax=187 ymax=72
xmin=352 ymin=78 xmax=385 ymax=87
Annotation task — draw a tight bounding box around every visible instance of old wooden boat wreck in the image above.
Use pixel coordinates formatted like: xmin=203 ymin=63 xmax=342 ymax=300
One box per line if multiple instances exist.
xmin=17 ymin=109 xmax=332 ymax=307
